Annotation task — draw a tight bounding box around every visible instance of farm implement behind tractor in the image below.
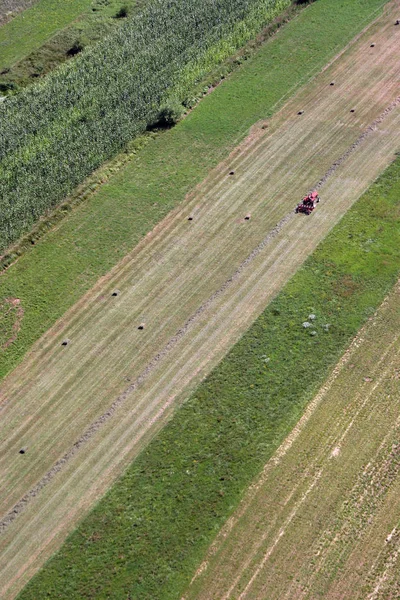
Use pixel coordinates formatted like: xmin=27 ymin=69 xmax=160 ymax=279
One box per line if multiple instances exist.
xmin=296 ymin=190 xmax=320 ymax=215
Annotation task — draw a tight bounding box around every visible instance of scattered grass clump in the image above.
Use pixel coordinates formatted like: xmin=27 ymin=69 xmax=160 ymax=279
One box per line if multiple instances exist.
xmin=17 ymin=156 xmax=400 ymax=600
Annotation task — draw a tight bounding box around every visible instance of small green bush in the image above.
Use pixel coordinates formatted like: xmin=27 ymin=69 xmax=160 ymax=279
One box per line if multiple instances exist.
xmin=149 ymin=102 xmax=185 ymax=129
xmin=66 ymin=40 xmax=85 ymax=56
xmin=115 ymin=5 xmax=129 ymax=18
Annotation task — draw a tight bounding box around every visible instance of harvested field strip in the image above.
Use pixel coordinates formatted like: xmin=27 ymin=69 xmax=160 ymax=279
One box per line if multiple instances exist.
xmin=2 ymin=6 xmax=400 ymax=598
xmin=184 ymin=282 xmax=400 ymax=600
xmin=15 ymin=158 xmax=400 ymax=600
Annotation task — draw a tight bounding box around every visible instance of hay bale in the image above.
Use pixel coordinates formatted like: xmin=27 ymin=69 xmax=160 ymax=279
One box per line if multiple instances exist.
xmin=229 ymin=171 xmax=235 ymax=176
xmin=111 ymin=290 xmax=120 ymax=297
xmin=298 ymin=110 xmax=304 ymax=115
xmin=19 ymin=447 xmax=27 ymax=454
xmin=138 ymin=323 xmax=145 ymax=330
xmin=61 ymin=339 xmax=70 ymax=346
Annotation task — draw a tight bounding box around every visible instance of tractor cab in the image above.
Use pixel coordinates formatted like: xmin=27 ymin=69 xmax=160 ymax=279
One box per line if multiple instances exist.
xmin=296 ymin=190 xmax=320 ymax=215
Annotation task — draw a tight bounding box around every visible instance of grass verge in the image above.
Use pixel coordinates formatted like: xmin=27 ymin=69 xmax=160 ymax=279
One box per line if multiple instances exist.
xmin=0 ymin=0 xmax=93 ymax=69
xmin=0 ymin=0 xmax=147 ymax=93
xmin=0 ymin=0 xmax=387 ymax=381
xmin=16 ymin=153 xmax=400 ymax=600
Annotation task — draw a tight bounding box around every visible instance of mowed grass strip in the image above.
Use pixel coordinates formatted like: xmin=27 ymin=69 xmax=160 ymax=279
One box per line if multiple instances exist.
xmin=16 ymin=155 xmax=400 ymax=599
xmin=0 ymin=0 xmax=389 ymax=381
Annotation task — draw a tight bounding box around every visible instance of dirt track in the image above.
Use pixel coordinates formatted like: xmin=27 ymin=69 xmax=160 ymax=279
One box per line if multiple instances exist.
xmin=182 ymin=283 xmax=400 ymax=600
xmin=1 ymin=4 xmax=400 ymax=597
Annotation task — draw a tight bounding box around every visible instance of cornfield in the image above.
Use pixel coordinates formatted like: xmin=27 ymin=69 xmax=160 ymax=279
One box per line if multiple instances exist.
xmin=0 ymin=0 xmax=289 ymax=251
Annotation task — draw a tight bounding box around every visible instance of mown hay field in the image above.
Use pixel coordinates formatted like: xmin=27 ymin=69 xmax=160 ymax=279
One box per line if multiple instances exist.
xmin=184 ymin=282 xmax=400 ymax=600
xmin=0 ymin=0 xmax=389 ymax=378
xmin=1 ymin=3 xmax=400 ymax=598
xmin=14 ymin=128 xmax=400 ymax=600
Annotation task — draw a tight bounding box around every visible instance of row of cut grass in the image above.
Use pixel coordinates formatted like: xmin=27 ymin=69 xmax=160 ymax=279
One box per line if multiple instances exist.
xmin=0 ymin=0 xmax=387 ymax=380
xmin=17 ymin=153 xmax=400 ymax=600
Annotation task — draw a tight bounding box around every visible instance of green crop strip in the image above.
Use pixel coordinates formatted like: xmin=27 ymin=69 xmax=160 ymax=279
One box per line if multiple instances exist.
xmin=0 ymin=0 xmax=290 ymax=249
xmin=0 ymin=0 xmax=387 ymax=381
xmin=17 ymin=157 xmax=400 ymax=600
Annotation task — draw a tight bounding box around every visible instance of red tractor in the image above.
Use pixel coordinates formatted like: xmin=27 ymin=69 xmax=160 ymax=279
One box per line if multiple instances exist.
xmin=296 ymin=190 xmax=320 ymax=215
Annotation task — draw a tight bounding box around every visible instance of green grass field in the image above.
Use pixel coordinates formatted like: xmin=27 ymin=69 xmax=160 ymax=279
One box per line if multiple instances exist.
xmin=0 ymin=0 xmax=387 ymax=381
xmin=17 ymin=152 xmax=400 ymax=600
xmin=1 ymin=0 xmax=396 ymax=597
xmin=0 ymin=0 xmax=94 ymax=68
xmin=0 ymin=0 xmax=147 ymax=92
